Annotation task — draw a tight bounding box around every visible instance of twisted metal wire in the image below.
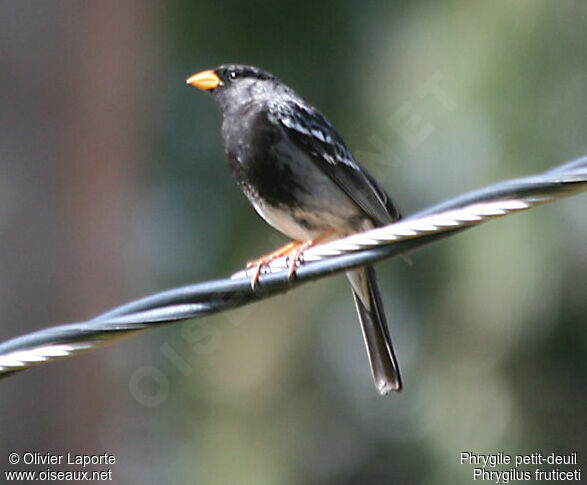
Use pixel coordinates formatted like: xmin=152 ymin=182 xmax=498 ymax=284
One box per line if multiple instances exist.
xmin=1 ymin=156 xmax=585 ymax=377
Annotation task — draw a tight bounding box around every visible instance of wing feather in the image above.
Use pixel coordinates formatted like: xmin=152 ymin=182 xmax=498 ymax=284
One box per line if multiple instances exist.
xmin=269 ymin=99 xmax=400 ymax=225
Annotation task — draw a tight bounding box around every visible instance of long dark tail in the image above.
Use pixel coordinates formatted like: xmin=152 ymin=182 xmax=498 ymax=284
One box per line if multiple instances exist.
xmin=346 ymin=266 xmax=402 ymax=394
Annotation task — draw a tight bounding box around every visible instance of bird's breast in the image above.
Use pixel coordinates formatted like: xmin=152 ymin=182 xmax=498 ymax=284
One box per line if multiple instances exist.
xmin=222 ymin=108 xmax=371 ymax=240
xmin=223 ymin=109 xmax=308 ymax=207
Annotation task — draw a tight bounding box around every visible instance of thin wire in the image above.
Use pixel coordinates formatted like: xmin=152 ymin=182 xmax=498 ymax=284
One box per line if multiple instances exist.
xmin=0 ymin=156 xmax=585 ymax=377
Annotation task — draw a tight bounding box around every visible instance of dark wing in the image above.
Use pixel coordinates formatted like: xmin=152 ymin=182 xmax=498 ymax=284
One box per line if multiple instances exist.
xmin=269 ymin=98 xmax=400 ymax=225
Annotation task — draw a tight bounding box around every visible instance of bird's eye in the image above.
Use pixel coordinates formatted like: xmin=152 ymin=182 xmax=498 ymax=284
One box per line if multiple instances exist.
xmin=229 ymin=71 xmax=238 ymax=80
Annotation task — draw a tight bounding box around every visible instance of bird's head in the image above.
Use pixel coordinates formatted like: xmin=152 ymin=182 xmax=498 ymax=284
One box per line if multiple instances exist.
xmin=186 ymin=64 xmax=282 ymax=112
xmin=186 ymin=64 xmax=276 ymax=91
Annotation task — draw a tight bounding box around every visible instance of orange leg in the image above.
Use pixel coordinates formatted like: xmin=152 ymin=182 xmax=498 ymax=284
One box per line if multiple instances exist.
xmin=246 ymin=241 xmax=303 ymax=269
xmin=247 ymin=240 xmax=305 ymax=287
xmin=247 ymin=230 xmax=336 ymax=289
xmin=284 ymin=229 xmax=336 ymax=279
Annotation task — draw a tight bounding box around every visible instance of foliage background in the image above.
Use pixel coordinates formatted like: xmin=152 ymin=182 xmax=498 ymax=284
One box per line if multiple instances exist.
xmin=1 ymin=1 xmax=585 ymax=483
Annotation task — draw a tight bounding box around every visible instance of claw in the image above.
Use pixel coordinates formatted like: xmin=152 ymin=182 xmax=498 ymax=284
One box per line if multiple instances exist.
xmin=245 ymin=230 xmax=335 ymax=289
xmin=287 ymin=258 xmax=297 ymax=280
xmin=246 ymin=240 xmax=303 ymax=289
xmin=250 ymin=262 xmax=263 ymax=290
xmin=286 ymin=243 xmax=310 ymax=280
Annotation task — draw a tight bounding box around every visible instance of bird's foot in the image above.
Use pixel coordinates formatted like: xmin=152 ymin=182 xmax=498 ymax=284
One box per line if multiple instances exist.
xmin=246 ymin=230 xmax=336 ymax=289
xmin=285 ymin=241 xmax=312 ymax=280
xmin=283 ymin=229 xmax=336 ymax=279
xmin=246 ymin=241 xmax=304 ymax=289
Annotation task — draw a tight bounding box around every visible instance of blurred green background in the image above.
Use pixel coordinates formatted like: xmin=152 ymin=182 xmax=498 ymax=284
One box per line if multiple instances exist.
xmin=0 ymin=1 xmax=585 ymax=484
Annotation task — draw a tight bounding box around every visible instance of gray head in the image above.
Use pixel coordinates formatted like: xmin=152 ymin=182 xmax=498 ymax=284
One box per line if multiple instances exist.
xmin=187 ymin=64 xmax=289 ymax=114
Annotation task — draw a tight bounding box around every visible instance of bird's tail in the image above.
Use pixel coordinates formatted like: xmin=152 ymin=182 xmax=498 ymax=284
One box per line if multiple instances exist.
xmin=346 ymin=266 xmax=402 ymax=394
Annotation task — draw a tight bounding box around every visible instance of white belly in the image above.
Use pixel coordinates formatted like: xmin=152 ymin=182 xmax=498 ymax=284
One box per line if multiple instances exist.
xmin=250 ymin=197 xmax=371 ymax=242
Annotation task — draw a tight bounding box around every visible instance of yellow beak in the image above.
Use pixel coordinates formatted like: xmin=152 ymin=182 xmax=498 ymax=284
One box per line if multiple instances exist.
xmin=186 ymin=70 xmax=221 ymax=90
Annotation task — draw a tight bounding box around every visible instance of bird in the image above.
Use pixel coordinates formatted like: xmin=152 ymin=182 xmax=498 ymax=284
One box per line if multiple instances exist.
xmin=187 ymin=64 xmax=402 ymax=394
